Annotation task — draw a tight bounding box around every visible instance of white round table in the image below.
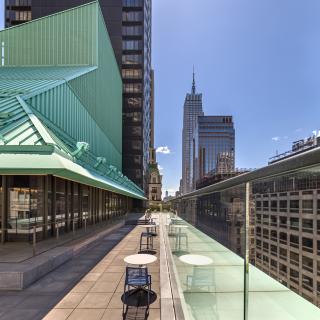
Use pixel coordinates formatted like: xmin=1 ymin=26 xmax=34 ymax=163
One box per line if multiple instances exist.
xmin=179 ymin=254 xmax=213 ymax=266
xmin=138 ymin=224 xmax=158 ymax=232
xmin=124 ymin=254 xmax=157 ymax=266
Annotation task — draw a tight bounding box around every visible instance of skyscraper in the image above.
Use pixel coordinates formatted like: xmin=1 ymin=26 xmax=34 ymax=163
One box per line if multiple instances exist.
xmin=193 ymin=116 xmax=235 ymax=188
xmin=4 ymin=0 xmax=152 ymax=194
xmin=181 ymin=71 xmax=203 ymax=194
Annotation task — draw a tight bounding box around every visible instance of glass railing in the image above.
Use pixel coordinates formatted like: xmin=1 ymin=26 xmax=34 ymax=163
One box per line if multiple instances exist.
xmin=168 ymin=148 xmax=320 ymax=319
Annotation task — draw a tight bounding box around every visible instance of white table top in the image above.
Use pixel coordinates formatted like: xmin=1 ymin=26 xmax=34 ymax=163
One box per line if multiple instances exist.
xmin=138 ymin=224 xmax=158 ymax=228
xmin=171 ymin=225 xmax=188 ymax=228
xmin=179 ymin=254 xmax=213 ymax=266
xmin=124 ymin=254 xmax=157 ymax=265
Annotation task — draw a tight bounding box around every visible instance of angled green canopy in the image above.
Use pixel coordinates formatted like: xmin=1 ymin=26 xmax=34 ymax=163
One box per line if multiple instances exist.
xmin=0 ymin=2 xmax=145 ymax=200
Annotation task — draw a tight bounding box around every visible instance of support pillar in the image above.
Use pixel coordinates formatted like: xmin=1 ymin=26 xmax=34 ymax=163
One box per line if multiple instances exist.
xmin=1 ymin=176 xmax=7 ymax=244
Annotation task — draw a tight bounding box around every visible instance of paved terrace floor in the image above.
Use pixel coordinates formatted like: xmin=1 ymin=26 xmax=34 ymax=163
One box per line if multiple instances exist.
xmin=0 ymin=215 xmax=160 ymax=320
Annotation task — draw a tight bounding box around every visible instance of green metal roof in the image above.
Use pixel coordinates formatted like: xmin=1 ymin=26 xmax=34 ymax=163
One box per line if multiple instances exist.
xmin=0 ymin=1 xmax=145 ymax=200
xmin=0 ymin=68 xmax=145 ymax=199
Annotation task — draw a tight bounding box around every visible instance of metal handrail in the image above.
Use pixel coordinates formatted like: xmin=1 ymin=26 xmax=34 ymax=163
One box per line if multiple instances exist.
xmin=176 ymin=146 xmax=320 ymax=199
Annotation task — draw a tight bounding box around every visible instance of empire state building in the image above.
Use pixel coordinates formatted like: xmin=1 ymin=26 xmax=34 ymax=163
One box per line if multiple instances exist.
xmin=181 ymin=71 xmax=203 ymax=194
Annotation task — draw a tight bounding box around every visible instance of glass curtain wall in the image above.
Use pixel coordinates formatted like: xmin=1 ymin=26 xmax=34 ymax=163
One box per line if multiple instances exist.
xmin=172 ymin=164 xmax=320 ymax=319
xmin=1 ymin=175 xmax=131 ymax=242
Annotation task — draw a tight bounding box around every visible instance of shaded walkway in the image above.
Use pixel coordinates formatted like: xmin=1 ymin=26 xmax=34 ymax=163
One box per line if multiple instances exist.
xmin=0 ymin=224 xmax=134 ymax=320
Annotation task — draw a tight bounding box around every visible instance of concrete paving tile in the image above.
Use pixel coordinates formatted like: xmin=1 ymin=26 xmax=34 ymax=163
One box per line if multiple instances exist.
xmin=107 ymin=292 xmax=124 ymax=309
xmin=70 ymin=281 xmax=95 ymax=293
xmin=67 ymin=308 xmax=105 ymax=320
xmin=101 ymin=308 xmax=124 ymax=319
xmin=106 ymin=265 xmax=126 ymax=273
xmin=90 ymin=264 xmax=110 ymax=273
xmin=100 ymin=272 xmax=123 ymax=282
xmin=42 ymin=308 xmax=73 ymax=320
xmin=77 ymin=292 xmax=113 ymax=308
xmin=55 ymin=292 xmax=86 ymax=309
xmin=148 ymin=308 xmax=161 ymax=320
xmin=82 ymin=272 xmax=102 ymax=282
xmin=90 ymin=281 xmax=118 ymax=293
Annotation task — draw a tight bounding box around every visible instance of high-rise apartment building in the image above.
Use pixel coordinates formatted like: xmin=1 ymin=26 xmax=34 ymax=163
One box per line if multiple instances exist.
xmin=4 ymin=0 xmax=152 ymax=193
xmin=193 ymin=116 xmax=235 ymax=189
xmin=181 ymin=73 xmax=203 ymax=194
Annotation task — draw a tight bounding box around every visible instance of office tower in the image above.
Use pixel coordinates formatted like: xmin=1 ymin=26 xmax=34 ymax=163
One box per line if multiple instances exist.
xmin=5 ymin=0 xmax=152 ymax=193
xmin=254 ymin=134 xmax=320 ymax=306
xmin=193 ymin=116 xmax=235 ymax=189
xmin=4 ymin=0 xmax=32 ymax=27
xmin=181 ymin=72 xmax=203 ymax=194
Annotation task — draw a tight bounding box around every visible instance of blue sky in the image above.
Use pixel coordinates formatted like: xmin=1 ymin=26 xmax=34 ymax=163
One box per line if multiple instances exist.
xmin=0 ymin=1 xmax=3 ymax=28
xmin=153 ymin=0 xmax=320 ymax=194
xmin=1 ymin=1 xmax=320 ymax=195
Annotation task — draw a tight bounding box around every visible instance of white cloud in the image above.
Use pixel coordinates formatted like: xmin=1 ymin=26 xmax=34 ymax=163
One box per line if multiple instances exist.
xmin=156 ymin=146 xmax=171 ymax=154
xmin=272 ymin=137 xmax=280 ymax=141
xmin=158 ymin=165 xmax=164 ymax=171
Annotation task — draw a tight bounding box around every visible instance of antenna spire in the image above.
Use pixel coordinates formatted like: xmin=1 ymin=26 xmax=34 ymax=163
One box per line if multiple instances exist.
xmin=192 ymin=65 xmax=196 ymax=94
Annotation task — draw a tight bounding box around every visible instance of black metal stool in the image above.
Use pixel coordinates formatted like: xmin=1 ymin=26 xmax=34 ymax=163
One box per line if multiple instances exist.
xmin=140 ymin=232 xmax=153 ymax=251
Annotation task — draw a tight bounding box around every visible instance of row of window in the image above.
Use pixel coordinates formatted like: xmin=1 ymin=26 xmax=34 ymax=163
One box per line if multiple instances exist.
xmin=123 ymin=0 xmax=143 ymax=7
xmin=256 ymin=215 xmax=320 ymax=233
xmin=122 ymin=54 xmax=143 ymax=65
xmin=257 ymin=254 xmax=319 ymax=293
xmin=124 ymin=97 xmax=142 ymax=108
xmin=122 ymin=11 xmax=143 ymax=22
xmin=256 ymin=229 xmax=317 ymax=253
xmin=14 ymin=10 xmax=31 ymax=21
xmin=123 ymin=40 xmax=143 ymax=50
xmin=123 ymin=26 xmax=143 ymax=36
xmin=122 ymin=68 xmax=143 ymax=79
xmin=123 ymin=83 xmax=142 ymax=93
xmin=256 ymin=199 xmax=318 ymax=213
xmin=7 ymin=0 xmax=31 ymax=6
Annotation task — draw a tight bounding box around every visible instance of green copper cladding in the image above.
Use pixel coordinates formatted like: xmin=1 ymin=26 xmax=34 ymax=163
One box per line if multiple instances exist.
xmin=0 ymin=2 xmax=144 ymax=199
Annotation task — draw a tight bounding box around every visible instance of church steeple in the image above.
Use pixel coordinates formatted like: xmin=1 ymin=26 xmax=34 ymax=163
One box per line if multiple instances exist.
xmin=192 ymin=66 xmax=196 ymax=94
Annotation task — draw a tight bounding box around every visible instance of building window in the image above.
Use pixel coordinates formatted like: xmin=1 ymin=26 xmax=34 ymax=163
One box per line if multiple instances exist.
xmin=122 ymin=26 xmax=143 ymax=36
xmin=122 ymin=11 xmax=143 ymax=22
xmin=279 ymin=200 xmax=287 ymax=212
xmin=122 ymin=40 xmax=143 ymax=50
xmin=302 ymin=199 xmax=313 ymax=214
xmin=123 ymin=0 xmax=143 ymax=7
xmin=122 ymin=54 xmax=143 ymax=65
xmin=122 ymin=68 xmax=143 ymax=79
xmin=302 ymin=256 xmax=313 ymax=273
xmin=290 ymin=217 xmax=299 ymax=230
xmin=290 ymin=268 xmax=299 ymax=284
xmin=124 ymin=97 xmax=142 ymax=109
xmin=302 ymin=219 xmax=313 ymax=233
xmin=302 ymin=237 xmax=313 ymax=253
xmin=123 ymin=83 xmax=142 ymax=93
xmin=302 ymin=275 xmax=313 ymax=292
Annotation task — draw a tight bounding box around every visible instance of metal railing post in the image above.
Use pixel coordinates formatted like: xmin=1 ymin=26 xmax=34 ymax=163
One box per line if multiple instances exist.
xmin=72 ymin=220 xmax=75 ymax=238
xmin=56 ymin=222 xmax=59 ymax=240
xmin=244 ymin=182 xmax=250 ymax=320
xmin=33 ymin=226 xmax=36 ymax=256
